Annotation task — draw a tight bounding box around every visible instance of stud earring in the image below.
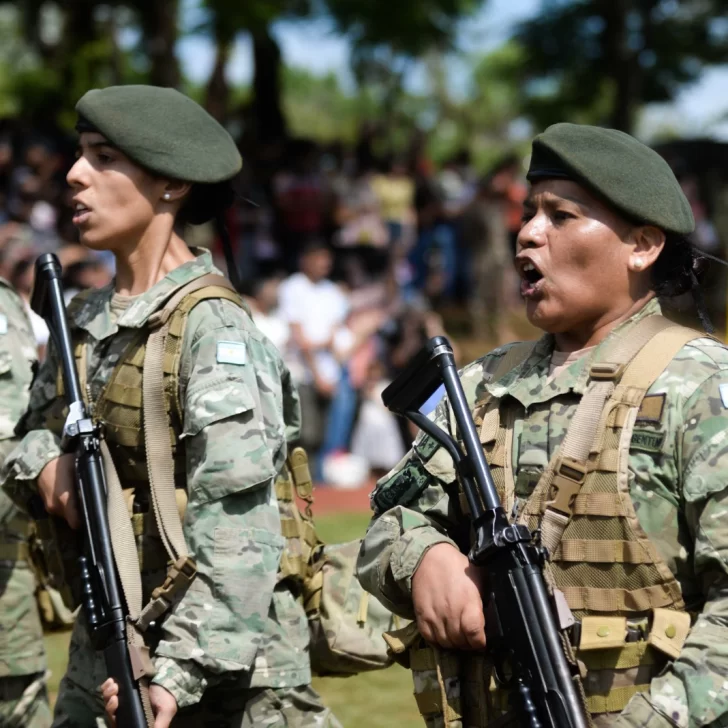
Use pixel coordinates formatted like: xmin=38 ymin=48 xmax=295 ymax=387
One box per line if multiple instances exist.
xmin=163 ymin=192 xmax=171 ymax=201
xmin=634 ymin=257 xmax=644 ymax=270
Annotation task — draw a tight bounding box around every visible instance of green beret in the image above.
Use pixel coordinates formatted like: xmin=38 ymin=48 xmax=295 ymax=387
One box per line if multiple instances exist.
xmin=75 ymin=85 xmax=242 ymax=184
xmin=527 ymin=123 xmax=694 ymax=235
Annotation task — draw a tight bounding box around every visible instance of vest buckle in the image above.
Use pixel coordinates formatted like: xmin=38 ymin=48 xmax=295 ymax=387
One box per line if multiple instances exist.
xmin=589 ymin=362 xmax=624 ymax=381
xmin=548 ymin=457 xmax=587 ymax=516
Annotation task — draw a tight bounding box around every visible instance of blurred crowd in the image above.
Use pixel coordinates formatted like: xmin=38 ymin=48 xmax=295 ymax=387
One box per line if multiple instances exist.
xmin=2 ymin=118 xmax=724 ymax=487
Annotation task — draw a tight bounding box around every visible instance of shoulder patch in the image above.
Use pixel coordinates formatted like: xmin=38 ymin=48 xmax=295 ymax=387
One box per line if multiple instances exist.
xmin=372 ymin=459 xmax=431 ymax=514
xmin=0 ymin=313 xmax=7 ymax=335
xmin=636 ymin=394 xmax=665 ymax=423
xmin=631 ymin=429 xmax=665 ymax=454
xmin=216 ymin=341 xmax=247 ymax=365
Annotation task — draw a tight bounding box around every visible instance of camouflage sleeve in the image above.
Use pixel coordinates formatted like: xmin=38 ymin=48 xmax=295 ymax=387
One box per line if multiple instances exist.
xmin=619 ymin=368 xmax=728 ymax=728
xmin=358 ymin=357 xmax=490 ymax=619
xmin=152 ymin=300 xmax=286 ymax=708
xmin=0 ymin=347 xmax=63 ymax=510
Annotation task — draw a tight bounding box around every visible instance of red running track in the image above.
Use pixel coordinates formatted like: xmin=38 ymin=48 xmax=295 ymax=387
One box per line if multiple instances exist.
xmin=301 ymin=480 xmax=375 ymax=515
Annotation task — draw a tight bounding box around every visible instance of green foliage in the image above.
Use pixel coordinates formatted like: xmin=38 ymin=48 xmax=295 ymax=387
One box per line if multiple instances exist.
xmin=327 ymin=0 xmax=479 ymax=57
xmin=514 ymin=0 xmax=728 ymax=131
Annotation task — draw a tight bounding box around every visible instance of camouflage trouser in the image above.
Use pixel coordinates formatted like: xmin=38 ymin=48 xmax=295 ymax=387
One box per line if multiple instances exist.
xmin=0 ymin=672 xmax=52 ymax=728
xmin=52 ymin=616 xmax=341 ymax=728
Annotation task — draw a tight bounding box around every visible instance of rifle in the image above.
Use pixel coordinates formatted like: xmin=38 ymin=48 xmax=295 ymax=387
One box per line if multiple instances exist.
xmin=31 ymin=253 xmax=149 ymax=728
xmin=382 ymin=336 xmax=589 ymax=728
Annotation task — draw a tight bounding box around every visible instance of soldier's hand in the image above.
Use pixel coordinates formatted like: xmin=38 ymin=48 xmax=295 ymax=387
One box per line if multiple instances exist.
xmin=38 ymin=454 xmax=80 ymax=530
xmin=101 ymin=679 xmax=178 ymax=727
xmin=150 ymin=684 xmax=178 ymax=728
xmin=101 ymin=678 xmax=119 ymax=726
xmin=412 ymin=542 xmax=486 ymax=650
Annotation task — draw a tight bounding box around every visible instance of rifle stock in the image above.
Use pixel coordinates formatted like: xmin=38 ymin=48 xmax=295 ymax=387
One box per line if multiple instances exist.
xmin=32 ymin=253 xmax=149 ymax=728
xmin=383 ymin=336 xmax=589 ymax=728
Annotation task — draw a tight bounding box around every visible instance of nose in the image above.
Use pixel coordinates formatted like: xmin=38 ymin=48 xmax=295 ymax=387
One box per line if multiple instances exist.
xmin=66 ymin=156 xmax=88 ymax=189
xmin=517 ymin=211 xmax=548 ymax=251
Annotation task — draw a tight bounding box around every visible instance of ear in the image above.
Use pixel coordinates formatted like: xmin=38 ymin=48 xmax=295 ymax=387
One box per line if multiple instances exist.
xmin=628 ymin=225 xmax=665 ymax=273
xmin=160 ymin=179 xmax=192 ymax=204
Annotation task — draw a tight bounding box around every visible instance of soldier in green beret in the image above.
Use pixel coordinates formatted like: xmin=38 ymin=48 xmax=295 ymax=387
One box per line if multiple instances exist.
xmin=358 ymin=123 xmax=728 ymax=727
xmin=1 ymin=85 xmax=340 ymax=727
xmin=0 ymin=279 xmax=51 ymax=728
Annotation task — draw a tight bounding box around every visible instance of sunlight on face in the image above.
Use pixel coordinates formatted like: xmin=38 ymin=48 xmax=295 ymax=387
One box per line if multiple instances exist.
xmin=515 ymin=179 xmax=636 ymax=336
xmin=66 ymin=133 xmax=168 ymax=253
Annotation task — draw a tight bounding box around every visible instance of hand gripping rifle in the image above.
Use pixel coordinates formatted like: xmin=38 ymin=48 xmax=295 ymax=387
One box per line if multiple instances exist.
xmin=382 ymin=337 xmax=589 ymax=728
xmin=31 ymin=253 xmax=149 ymax=728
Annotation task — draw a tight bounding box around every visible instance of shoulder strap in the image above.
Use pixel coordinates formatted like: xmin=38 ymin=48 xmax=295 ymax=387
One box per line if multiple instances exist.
xmin=136 ymin=274 xmax=241 ymax=628
xmin=539 ymin=316 xmax=700 ymax=555
xmin=148 ymin=273 xmax=238 ymax=330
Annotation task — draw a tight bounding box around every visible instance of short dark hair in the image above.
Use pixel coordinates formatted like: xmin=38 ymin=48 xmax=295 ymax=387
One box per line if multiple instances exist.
xmin=651 ymin=234 xmax=712 ymax=331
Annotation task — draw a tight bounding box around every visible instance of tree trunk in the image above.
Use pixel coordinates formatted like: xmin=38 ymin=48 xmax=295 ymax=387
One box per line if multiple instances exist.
xmin=252 ymin=26 xmax=286 ymax=142
xmin=140 ymin=0 xmax=180 ymax=88
xmin=604 ymin=0 xmax=637 ymax=133
xmin=205 ymin=37 xmax=233 ymax=122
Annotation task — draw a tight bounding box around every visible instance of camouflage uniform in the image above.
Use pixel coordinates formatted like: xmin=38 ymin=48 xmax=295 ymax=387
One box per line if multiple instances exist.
xmin=358 ymin=298 xmax=728 ymax=728
xmin=0 ymin=278 xmax=51 ymax=728
xmin=1 ymin=252 xmax=340 ymax=728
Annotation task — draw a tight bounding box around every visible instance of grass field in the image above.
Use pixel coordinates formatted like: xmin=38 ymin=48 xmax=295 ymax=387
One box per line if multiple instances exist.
xmin=43 ymin=511 xmax=422 ymax=728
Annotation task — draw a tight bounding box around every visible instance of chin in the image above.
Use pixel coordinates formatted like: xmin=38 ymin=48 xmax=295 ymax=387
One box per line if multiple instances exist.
xmin=77 ymin=230 xmax=113 ymax=253
xmin=525 ymin=302 xmax=566 ymax=334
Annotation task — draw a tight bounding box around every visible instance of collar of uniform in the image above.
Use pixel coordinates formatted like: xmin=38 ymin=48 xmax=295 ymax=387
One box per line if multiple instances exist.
xmin=118 ymin=248 xmax=220 ymax=329
xmin=70 ymin=248 xmax=221 ymax=339
xmin=485 ymin=297 xmax=663 ymax=409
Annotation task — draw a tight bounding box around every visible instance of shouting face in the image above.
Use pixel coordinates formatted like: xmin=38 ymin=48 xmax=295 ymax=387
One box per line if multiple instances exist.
xmin=515 ymin=179 xmax=661 ymax=344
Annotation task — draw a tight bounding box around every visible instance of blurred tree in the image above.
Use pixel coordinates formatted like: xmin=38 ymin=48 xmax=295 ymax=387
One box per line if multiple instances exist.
xmin=515 ymin=0 xmax=728 ymax=133
xmin=200 ymin=0 xmax=479 ymax=142
xmin=201 ymin=0 xmax=312 ymax=138
xmin=130 ymin=0 xmax=181 ymax=87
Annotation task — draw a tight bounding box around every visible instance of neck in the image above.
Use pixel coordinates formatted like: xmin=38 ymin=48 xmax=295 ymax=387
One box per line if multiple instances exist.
xmin=114 ymin=217 xmax=195 ymax=296
xmin=554 ymin=292 xmax=655 ymax=353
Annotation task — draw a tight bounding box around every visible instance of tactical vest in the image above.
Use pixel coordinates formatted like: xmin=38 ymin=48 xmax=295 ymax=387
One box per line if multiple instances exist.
xmin=42 ymin=277 xmax=316 ymax=590
xmin=407 ymin=317 xmax=701 ymax=727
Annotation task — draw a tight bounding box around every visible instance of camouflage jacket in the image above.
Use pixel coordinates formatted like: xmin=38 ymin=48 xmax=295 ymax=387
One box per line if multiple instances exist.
xmin=1 ymin=251 xmax=310 ymax=707
xmin=0 ymin=278 xmax=46 ymax=677
xmin=358 ymin=298 xmax=728 ymax=728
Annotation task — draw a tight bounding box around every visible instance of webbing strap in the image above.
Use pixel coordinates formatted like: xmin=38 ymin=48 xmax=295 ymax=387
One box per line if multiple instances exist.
xmin=101 ymin=440 xmax=155 ymax=726
xmin=139 ymin=275 xmax=238 ymax=627
xmin=578 ymin=641 xmax=653 ymax=671
xmin=148 ymin=273 xmax=236 ymax=330
xmin=562 ymin=584 xmax=675 ymax=612
xmin=143 ymin=322 xmax=190 ymax=565
xmin=553 ymin=539 xmax=659 ymax=564
xmin=586 ymin=684 xmax=649 ymax=714
xmin=539 ymin=316 xmax=690 ymax=555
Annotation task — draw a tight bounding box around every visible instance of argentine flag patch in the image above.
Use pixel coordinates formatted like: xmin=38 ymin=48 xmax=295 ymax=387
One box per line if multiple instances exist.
xmin=216 ymin=341 xmax=247 ymax=366
xmin=720 ymin=383 xmax=728 ymax=409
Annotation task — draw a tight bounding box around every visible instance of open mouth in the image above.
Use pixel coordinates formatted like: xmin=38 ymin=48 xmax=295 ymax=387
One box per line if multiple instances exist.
xmin=72 ymin=203 xmax=91 ymax=225
xmin=519 ymin=260 xmax=544 ymax=297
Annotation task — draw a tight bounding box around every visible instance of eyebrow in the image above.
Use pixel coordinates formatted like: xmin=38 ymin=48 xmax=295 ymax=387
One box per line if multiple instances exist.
xmin=524 ymin=192 xmax=590 ymax=208
xmin=76 ymin=139 xmax=117 ymax=154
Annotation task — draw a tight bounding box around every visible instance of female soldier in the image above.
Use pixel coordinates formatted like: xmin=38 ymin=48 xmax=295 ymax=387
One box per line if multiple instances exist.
xmin=1 ymin=86 xmax=339 ymax=727
xmin=358 ymin=123 xmax=728 ymax=727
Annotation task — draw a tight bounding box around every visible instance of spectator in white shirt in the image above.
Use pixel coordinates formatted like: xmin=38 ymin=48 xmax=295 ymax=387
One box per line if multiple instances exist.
xmin=278 ymin=241 xmax=349 ymax=453
xmin=246 ymin=275 xmax=290 ymax=354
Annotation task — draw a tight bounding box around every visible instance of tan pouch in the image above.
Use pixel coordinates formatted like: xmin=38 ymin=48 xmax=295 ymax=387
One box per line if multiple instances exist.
xmin=648 ymin=608 xmax=691 ymax=659
xmin=579 ymin=616 xmax=627 ymax=651
xmin=304 ymin=540 xmax=398 ymax=676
